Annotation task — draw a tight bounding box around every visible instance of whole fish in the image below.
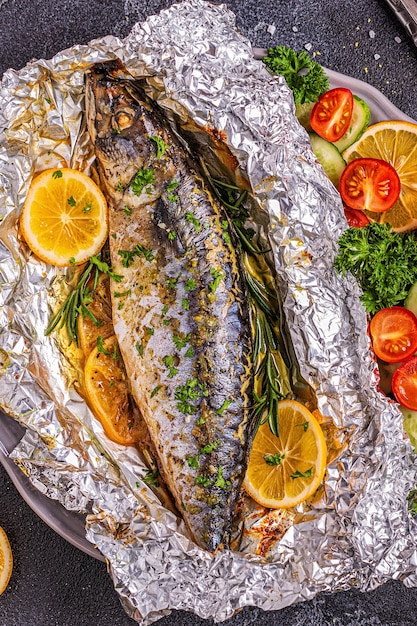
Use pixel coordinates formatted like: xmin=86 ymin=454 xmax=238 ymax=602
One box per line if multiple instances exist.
xmin=85 ymin=61 xmax=254 ymax=552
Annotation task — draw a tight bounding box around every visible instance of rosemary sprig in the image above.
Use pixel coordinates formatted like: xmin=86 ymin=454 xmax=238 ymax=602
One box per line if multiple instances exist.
xmin=204 ymin=165 xmax=292 ymax=436
xmin=45 ymin=255 xmax=123 ymax=344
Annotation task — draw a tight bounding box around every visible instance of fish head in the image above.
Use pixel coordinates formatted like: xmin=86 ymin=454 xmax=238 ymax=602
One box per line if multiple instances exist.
xmin=85 ymin=62 xmax=152 ymax=188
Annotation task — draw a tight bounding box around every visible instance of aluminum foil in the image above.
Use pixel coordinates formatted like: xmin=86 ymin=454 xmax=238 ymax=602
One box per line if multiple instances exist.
xmin=1 ymin=0 xmax=417 ymax=623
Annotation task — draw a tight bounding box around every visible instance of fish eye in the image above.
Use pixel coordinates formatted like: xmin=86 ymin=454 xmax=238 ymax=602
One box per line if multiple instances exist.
xmin=113 ymin=108 xmax=135 ymax=130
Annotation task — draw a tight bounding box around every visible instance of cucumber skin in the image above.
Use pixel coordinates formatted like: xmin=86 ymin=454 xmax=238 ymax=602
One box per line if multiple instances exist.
xmin=334 ymin=95 xmax=371 ymax=153
xmin=308 ymin=132 xmax=346 ymax=188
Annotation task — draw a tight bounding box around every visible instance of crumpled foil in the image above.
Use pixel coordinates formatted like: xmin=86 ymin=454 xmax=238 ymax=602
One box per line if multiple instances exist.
xmin=1 ymin=0 xmax=417 ymax=623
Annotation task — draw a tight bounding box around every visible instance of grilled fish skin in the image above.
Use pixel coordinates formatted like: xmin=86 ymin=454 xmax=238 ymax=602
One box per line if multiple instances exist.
xmin=85 ymin=61 xmax=254 ymax=552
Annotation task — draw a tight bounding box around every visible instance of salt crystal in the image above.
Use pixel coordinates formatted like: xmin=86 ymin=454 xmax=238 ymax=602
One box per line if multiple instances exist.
xmin=369 ymin=30 xmax=375 ymax=39
xmin=304 ymin=43 xmax=312 ymax=51
xmin=395 ymin=36 xmax=402 ymax=43
xmin=292 ymin=26 xmax=298 ymax=33
xmin=267 ymin=23 xmax=276 ymax=35
xmin=374 ymin=53 xmax=380 ymax=60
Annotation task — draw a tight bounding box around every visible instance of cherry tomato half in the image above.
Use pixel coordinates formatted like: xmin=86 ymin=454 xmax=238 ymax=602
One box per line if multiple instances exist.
xmin=310 ymin=88 xmax=354 ymax=142
xmin=392 ymin=356 xmax=417 ymax=411
xmin=339 ymin=158 xmax=401 ymax=213
xmin=343 ymin=205 xmax=370 ymax=228
xmin=370 ymin=306 xmax=417 ymax=363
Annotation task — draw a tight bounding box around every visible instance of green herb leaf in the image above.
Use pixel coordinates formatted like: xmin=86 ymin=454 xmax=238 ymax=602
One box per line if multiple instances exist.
xmin=262 ymin=45 xmax=329 ymax=104
xmin=214 ymin=465 xmax=231 ymax=490
xmin=195 ymin=475 xmax=211 ymax=487
xmin=264 ymin=452 xmax=285 ymax=466
xmin=208 ymin=268 xmax=223 ymax=293
xmin=131 ymin=168 xmax=155 ymax=195
xmin=291 ymin=467 xmax=313 ymax=479
xmin=186 ymin=211 xmax=201 ymax=233
xmin=162 ymin=354 xmax=178 ymax=378
xmin=52 ymin=170 xmax=62 ymax=179
xmin=187 ymin=454 xmax=200 ymax=469
xmin=135 ymin=341 xmax=144 ymax=357
xmin=200 ymin=440 xmax=221 ymax=454
xmin=83 ymin=201 xmax=92 ymax=213
xmin=142 ymin=468 xmax=160 ymax=487
xmin=184 ymin=278 xmax=196 ymax=291
xmin=150 ymin=385 xmax=162 ymax=398
xmin=150 ymin=135 xmax=168 ymax=158
xmin=67 ymin=196 xmax=76 ymax=207
xmin=216 ymin=399 xmax=232 ymax=416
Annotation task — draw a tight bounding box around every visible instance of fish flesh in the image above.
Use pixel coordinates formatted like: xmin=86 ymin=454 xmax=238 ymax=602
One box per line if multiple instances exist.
xmin=85 ymin=61 xmax=254 ymax=551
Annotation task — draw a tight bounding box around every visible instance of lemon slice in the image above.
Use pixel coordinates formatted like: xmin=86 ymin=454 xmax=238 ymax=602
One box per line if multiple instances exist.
xmin=0 ymin=526 xmax=12 ymax=595
xmin=20 ymin=168 xmax=108 ymax=266
xmin=342 ymin=120 xmax=417 ymax=232
xmin=243 ymin=399 xmax=327 ymax=509
xmin=83 ymin=335 xmax=144 ymax=446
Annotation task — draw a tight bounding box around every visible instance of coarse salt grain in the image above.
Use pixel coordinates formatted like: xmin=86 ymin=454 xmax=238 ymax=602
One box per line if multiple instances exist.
xmin=395 ymin=36 xmax=402 ymax=43
xmin=292 ymin=26 xmax=298 ymax=33
xmin=304 ymin=43 xmax=312 ymax=51
xmin=369 ymin=30 xmax=375 ymax=39
xmin=267 ymin=23 xmax=276 ymax=35
xmin=374 ymin=53 xmax=380 ymax=60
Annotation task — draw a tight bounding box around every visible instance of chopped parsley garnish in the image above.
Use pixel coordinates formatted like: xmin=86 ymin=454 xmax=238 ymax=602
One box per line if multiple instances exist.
xmin=167 ymin=179 xmax=179 ymax=192
xmin=168 ymin=230 xmax=176 ymax=240
xmin=67 ymin=196 xmax=76 ymax=207
xmin=165 ymin=274 xmax=181 ymax=290
xmin=161 ymin=304 xmax=169 ymax=315
xmin=52 ymin=170 xmax=62 ymax=179
xmin=83 ymin=201 xmax=92 ymax=213
xmin=146 ymin=327 xmax=155 ymax=335
xmin=214 ymin=466 xmax=231 ymax=490
xmin=141 ymin=468 xmax=160 ymax=488
xmin=131 ymin=168 xmax=155 ymax=195
xmin=124 ymin=205 xmax=132 ymax=216
xmin=186 ymin=211 xmax=201 ymax=233
xmin=200 ymin=440 xmax=220 ymax=454
xmin=208 ymin=268 xmax=223 ymax=293
xmin=182 ymin=298 xmax=190 ymax=310
xmin=69 ymin=256 xmax=76 ymax=265
xmin=184 ymin=346 xmax=194 ymax=358
xmin=264 ymin=452 xmax=285 ymax=466
xmin=114 ymin=289 xmax=131 ymax=298
xmin=118 ymin=243 xmax=154 ymax=267
xmin=216 ymin=399 xmax=232 ymax=416
xmin=150 ymin=135 xmax=168 ymax=158
xmin=175 ymin=378 xmax=201 ymax=414
xmin=187 ymin=454 xmax=200 ymax=469
xmin=97 ymin=336 xmax=120 ymax=359
xmin=168 ymin=194 xmax=179 ymax=203
xmin=296 ymin=421 xmax=309 ymax=432
xmin=172 ymin=333 xmax=190 ymax=350
xmin=195 ymin=475 xmax=211 ymax=487
xmin=116 ymin=182 xmax=124 ymax=192
xmin=150 ymin=385 xmax=162 ymax=398
xmin=184 ymin=278 xmax=196 ymax=291
xmin=135 ymin=341 xmax=144 ymax=357
xmin=291 ymin=467 xmax=313 ymax=479
xmin=90 ymin=255 xmax=123 ymax=282
xmin=162 ymin=355 xmax=178 ymax=378
xmin=196 ymin=416 xmax=205 ymax=425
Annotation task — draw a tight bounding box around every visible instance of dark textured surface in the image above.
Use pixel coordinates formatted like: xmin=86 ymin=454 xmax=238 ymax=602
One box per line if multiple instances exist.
xmin=1 ymin=1 xmax=417 ymax=625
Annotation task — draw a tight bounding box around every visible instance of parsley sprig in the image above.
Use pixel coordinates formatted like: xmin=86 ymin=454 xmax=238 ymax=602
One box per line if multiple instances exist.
xmin=334 ymin=223 xmax=417 ymax=314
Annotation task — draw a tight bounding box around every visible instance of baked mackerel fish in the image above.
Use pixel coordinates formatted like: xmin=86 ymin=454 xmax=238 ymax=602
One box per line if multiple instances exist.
xmin=85 ymin=61 xmax=254 ymax=552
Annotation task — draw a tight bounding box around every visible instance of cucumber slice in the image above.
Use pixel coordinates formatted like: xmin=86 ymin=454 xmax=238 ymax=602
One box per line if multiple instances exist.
xmin=295 ymin=102 xmax=315 ymax=132
xmin=400 ymin=405 xmax=417 ymax=452
xmin=334 ymin=95 xmax=371 ymax=153
xmin=308 ymin=132 xmax=346 ymax=188
xmin=405 ymin=282 xmax=417 ymax=318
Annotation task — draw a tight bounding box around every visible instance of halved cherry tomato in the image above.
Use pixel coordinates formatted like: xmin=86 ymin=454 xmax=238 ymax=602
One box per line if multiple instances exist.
xmin=392 ymin=357 xmax=417 ymax=411
xmin=339 ymin=158 xmax=401 ymax=213
xmin=310 ymin=88 xmax=353 ymax=142
xmin=343 ymin=205 xmax=370 ymax=228
xmin=370 ymin=306 xmax=417 ymax=363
